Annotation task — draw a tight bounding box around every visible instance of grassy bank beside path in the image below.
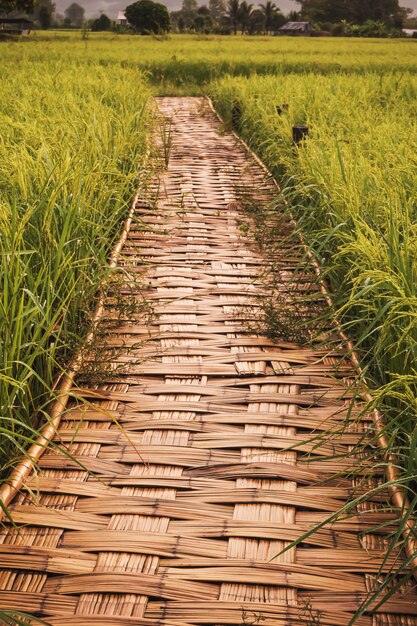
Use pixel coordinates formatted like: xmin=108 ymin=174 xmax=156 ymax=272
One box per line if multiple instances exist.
xmin=0 ymin=50 xmax=152 ymax=476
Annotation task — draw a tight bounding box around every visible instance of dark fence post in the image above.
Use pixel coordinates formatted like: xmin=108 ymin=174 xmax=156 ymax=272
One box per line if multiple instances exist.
xmin=293 ymin=125 xmax=309 ymax=144
xmin=276 ymin=104 xmax=289 ymax=116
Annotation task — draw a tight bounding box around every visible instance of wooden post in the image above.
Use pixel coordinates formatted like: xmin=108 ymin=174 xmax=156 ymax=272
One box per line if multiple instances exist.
xmin=276 ymin=104 xmax=289 ymax=115
xmin=293 ymin=125 xmax=309 ymax=144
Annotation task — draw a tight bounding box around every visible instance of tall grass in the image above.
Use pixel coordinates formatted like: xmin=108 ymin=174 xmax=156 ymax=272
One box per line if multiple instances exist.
xmin=0 ymin=55 xmax=152 ymax=476
xmin=211 ymin=71 xmax=417 ymax=417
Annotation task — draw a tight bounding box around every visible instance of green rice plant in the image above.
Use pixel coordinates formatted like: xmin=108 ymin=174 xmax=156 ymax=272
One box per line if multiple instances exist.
xmin=0 ymin=55 xmax=153 ymax=477
xmin=210 ymin=71 xmax=417 ymax=440
xmin=6 ymin=33 xmax=417 ymax=93
xmin=158 ymin=115 xmax=173 ymax=166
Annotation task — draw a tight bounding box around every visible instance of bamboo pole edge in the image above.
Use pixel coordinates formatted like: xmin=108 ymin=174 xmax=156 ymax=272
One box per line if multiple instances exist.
xmin=0 ymin=161 xmax=150 ymax=511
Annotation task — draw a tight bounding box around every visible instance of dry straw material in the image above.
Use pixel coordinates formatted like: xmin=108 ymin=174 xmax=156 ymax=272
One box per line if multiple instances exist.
xmin=0 ymin=97 xmax=415 ymax=625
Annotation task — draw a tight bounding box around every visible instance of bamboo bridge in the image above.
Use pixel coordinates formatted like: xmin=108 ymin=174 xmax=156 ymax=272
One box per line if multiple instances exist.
xmin=0 ymin=97 xmax=416 ymax=626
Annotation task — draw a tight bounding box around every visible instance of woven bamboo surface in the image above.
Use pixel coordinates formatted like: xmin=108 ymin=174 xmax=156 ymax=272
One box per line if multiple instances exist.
xmin=0 ymin=97 xmax=416 ymax=625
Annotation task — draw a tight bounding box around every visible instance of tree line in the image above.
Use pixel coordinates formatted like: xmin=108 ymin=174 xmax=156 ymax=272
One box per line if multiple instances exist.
xmin=168 ymin=0 xmax=287 ymax=34
xmin=0 ymin=0 xmax=412 ymax=35
xmin=0 ymin=0 xmax=289 ymax=34
xmin=296 ymin=0 xmax=410 ymax=30
xmin=126 ymin=0 xmax=411 ymax=35
xmin=124 ymin=0 xmax=288 ymax=35
xmin=0 ymin=0 xmax=114 ymax=30
xmin=124 ymin=0 xmax=411 ymax=36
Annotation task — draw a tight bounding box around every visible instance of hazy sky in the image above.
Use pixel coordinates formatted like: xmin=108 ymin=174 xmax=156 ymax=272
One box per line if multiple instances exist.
xmin=55 ymin=0 xmax=417 ymax=21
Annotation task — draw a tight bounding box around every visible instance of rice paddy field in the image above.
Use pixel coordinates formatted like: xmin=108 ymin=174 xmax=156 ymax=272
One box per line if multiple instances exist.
xmin=2 ymin=32 xmax=417 ymax=611
xmin=0 ymin=43 xmax=152 ymax=476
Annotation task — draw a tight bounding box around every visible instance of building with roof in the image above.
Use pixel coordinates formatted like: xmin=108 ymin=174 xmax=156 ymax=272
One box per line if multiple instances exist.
xmin=116 ymin=10 xmax=128 ymax=25
xmin=278 ymin=21 xmax=313 ymax=35
xmin=0 ymin=17 xmax=32 ymax=35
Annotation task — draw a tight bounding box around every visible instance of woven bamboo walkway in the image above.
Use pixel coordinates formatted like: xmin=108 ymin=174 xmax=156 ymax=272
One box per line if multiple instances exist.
xmin=0 ymin=97 xmax=416 ymax=625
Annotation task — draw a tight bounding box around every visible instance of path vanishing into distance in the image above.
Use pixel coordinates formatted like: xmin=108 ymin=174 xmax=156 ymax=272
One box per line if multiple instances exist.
xmin=0 ymin=97 xmax=416 ymax=625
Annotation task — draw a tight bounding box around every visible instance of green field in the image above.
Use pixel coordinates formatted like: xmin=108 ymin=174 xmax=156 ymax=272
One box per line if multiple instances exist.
xmin=0 ymin=44 xmax=152 ymax=474
xmin=213 ymin=71 xmax=417 ymax=416
xmin=2 ymin=33 xmax=417 ymax=598
xmin=7 ymin=31 xmax=417 ymax=88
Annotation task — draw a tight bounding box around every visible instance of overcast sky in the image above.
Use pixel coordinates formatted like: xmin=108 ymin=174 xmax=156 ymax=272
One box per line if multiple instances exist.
xmin=55 ymin=0 xmax=416 ymax=21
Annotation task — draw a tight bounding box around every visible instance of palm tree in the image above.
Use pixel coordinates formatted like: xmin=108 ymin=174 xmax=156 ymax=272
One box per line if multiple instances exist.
xmin=238 ymin=0 xmax=253 ymax=33
xmin=259 ymin=0 xmax=277 ymax=33
xmin=228 ymin=0 xmax=240 ymax=34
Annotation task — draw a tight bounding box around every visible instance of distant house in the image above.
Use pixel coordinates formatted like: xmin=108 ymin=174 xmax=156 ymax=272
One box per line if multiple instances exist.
xmin=116 ymin=10 xmax=128 ymax=26
xmin=279 ymin=21 xmax=313 ymax=36
xmin=403 ymin=28 xmax=417 ymax=37
xmin=0 ymin=17 xmax=32 ymax=35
